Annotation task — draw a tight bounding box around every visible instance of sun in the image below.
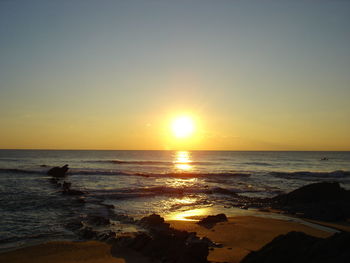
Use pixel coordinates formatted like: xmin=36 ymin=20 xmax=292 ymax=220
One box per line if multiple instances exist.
xmin=171 ymin=116 xmax=195 ymax=138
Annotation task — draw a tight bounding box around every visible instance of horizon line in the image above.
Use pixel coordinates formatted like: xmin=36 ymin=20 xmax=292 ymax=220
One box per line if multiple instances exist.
xmin=0 ymin=148 xmax=349 ymax=152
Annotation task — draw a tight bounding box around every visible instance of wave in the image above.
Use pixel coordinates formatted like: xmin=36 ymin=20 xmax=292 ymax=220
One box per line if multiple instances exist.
xmin=0 ymin=168 xmax=45 ymax=174
xmin=0 ymin=167 xmax=250 ymax=178
xmin=87 ymin=159 xmax=217 ymax=166
xmin=243 ymin=162 xmax=272 ymax=166
xmin=88 ymin=185 xmax=246 ymax=199
xmin=270 ymin=170 xmax=350 ymax=179
xmin=69 ymin=169 xmax=250 ymax=178
xmin=0 ymin=158 xmax=21 ymax=162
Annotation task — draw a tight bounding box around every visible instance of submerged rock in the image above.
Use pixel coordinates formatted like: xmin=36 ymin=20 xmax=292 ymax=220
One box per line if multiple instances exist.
xmin=241 ymin=231 xmax=350 ymax=263
xmin=47 ymin=164 xmax=69 ymax=177
xmin=197 ymin=213 xmax=228 ymax=229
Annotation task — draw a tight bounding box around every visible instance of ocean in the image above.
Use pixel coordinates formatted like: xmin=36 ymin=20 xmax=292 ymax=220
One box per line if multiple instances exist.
xmin=1 ymin=150 xmax=349 ymax=252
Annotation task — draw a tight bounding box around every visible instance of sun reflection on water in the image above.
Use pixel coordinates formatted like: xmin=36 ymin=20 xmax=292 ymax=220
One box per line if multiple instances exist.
xmin=166 ymin=207 xmax=212 ymax=221
xmin=165 ymin=177 xmax=196 ymax=187
xmin=174 ymin=151 xmax=192 ymax=171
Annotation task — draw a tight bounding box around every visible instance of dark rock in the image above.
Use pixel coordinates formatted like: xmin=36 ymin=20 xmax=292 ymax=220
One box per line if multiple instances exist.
xmin=114 ymin=214 xmax=135 ymax=224
xmin=197 ymin=214 xmax=228 ymax=229
xmin=87 ymin=215 xmax=110 ymax=226
xmin=98 ymin=231 xmax=116 ymax=241
xmin=66 ymin=220 xmax=84 ymax=231
xmin=139 ymin=213 xmax=170 ymax=231
xmin=179 ymin=242 xmax=209 ymax=263
xmin=47 ymin=164 xmax=69 ymax=177
xmin=62 ymin=181 xmax=71 ymax=191
xmin=112 ymin=214 xmax=210 ymax=263
xmin=62 ymin=188 xmax=85 ymax=196
xmin=241 ymin=231 xmax=350 ymax=263
xmin=272 ymin=182 xmax=350 ymax=221
xmin=273 ymin=182 xmax=349 ymax=204
xmin=75 ymin=197 xmax=86 ymax=204
xmin=102 ymin=203 xmax=115 ymax=209
xmin=79 ymin=227 xmax=97 ymax=239
xmin=139 ymin=213 xmax=165 ymax=226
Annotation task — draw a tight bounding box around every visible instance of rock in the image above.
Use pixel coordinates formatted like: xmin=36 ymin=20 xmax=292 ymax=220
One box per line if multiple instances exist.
xmin=87 ymin=215 xmax=110 ymax=226
xmin=75 ymin=197 xmax=86 ymax=204
xmin=197 ymin=214 xmax=228 ymax=229
xmin=179 ymin=242 xmax=209 ymax=263
xmin=139 ymin=213 xmax=170 ymax=230
xmin=98 ymin=231 xmax=116 ymax=242
xmin=102 ymin=203 xmax=115 ymax=209
xmin=272 ymin=182 xmax=350 ymax=221
xmin=66 ymin=220 xmax=84 ymax=231
xmin=62 ymin=188 xmax=85 ymax=196
xmin=62 ymin=181 xmax=71 ymax=191
xmin=241 ymin=231 xmax=350 ymax=263
xmin=139 ymin=213 xmax=165 ymax=226
xmin=112 ymin=214 xmax=210 ymax=263
xmin=79 ymin=227 xmax=97 ymax=239
xmin=47 ymin=164 xmax=69 ymax=177
xmin=273 ymin=182 xmax=349 ymax=205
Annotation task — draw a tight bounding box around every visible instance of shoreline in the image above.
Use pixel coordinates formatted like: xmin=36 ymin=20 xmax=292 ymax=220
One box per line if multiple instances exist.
xmin=1 ymin=214 xmax=347 ymax=263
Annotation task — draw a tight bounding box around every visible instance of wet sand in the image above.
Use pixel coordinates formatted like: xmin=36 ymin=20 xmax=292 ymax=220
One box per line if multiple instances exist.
xmin=169 ymin=216 xmax=333 ymax=263
xmin=0 ymin=240 xmax=150 ymax=263
xmin=0 ymin=215 xmax=341 ymax=263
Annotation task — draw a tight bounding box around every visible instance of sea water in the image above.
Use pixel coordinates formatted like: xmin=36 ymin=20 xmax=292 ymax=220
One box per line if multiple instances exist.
xmin=1 ymin=150 xmax=349 ymax=251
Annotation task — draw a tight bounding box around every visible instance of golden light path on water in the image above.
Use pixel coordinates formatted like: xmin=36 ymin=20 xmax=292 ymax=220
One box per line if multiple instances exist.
xmin=174 ymin=151 xmax=192 ymax=171
xmin=160 ymin=151 xmax=211 ymax=221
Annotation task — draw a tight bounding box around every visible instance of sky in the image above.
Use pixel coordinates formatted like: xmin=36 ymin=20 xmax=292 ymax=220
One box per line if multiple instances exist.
xmin=0 ymin=0 xmax=350 ymax=150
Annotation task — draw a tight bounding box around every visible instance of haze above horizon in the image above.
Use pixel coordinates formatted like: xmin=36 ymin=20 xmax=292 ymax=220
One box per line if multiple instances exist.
xmin=1 ymin=0 xmax=350 ymax=151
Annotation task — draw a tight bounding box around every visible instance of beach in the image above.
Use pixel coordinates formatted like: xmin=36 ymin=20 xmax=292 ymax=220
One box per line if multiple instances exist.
xmin=2 ymin=0 xmax=350 ymax=261
xmin=1 ymin=150 xmax=349 ymax=262
xmin=0 ymin=214 xmax=344 ymax=263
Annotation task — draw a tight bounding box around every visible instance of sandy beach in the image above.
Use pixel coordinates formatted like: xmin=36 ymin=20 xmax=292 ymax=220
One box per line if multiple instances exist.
xmin=0 ymin=215 xmax=340 ymax=263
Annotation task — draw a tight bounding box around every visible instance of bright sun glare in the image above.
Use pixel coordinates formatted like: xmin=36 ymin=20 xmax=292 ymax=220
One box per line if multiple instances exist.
xmin=171 ymin=116 xmax=195 ymax=138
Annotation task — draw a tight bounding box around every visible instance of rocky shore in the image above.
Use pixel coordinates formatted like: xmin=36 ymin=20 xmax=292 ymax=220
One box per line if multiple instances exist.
xmin=5 ymin=166 xmax=342 ymax=262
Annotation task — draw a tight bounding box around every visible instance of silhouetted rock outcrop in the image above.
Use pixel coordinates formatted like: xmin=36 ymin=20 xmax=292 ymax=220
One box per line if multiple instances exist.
xmin=272 ymin=182 xmax=350 ymax=221
xmin=197 ymin=213 xmax=228 ymax=229
xmin=241 ymin=231 xmax=350 ymax=263
xmin=47 ymin=164 xmax=69 ymax=177
xmin=112 ymin=214 xmax=210 ymax=263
